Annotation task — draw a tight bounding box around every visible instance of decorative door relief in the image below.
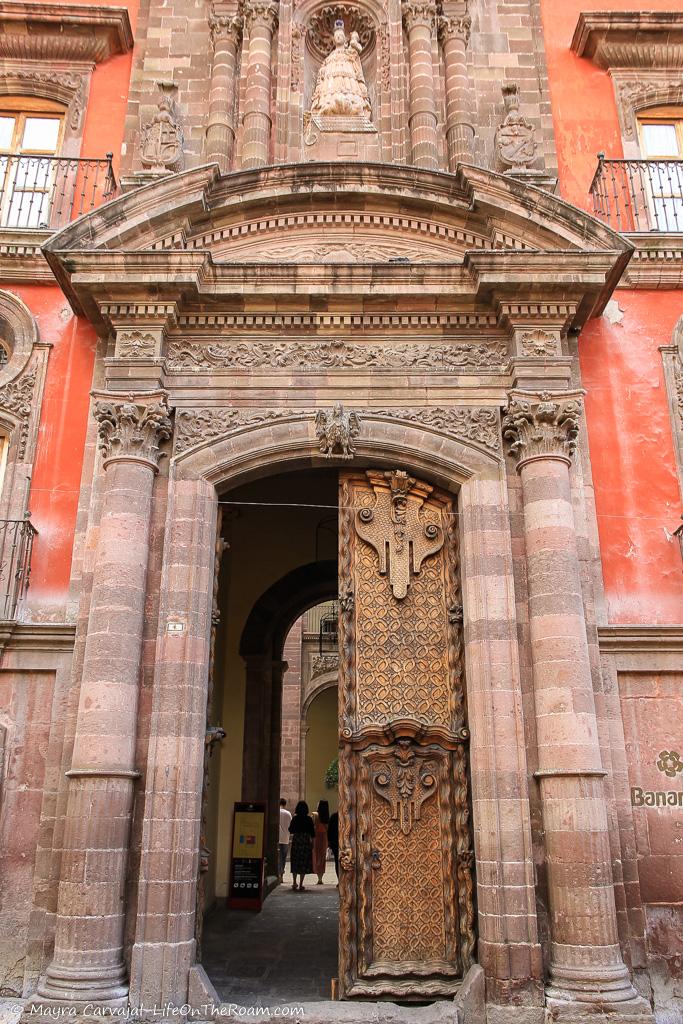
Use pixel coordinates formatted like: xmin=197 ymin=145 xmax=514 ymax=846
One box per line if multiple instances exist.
xmin=338 ymin=471 xmax=475 ymax=999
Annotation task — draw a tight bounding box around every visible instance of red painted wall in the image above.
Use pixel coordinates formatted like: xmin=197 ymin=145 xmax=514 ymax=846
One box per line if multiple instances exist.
xmin=0 ymin=0 xmax=138 ymax=615
xmin=541 ymin=0 xmax=683 ymax=623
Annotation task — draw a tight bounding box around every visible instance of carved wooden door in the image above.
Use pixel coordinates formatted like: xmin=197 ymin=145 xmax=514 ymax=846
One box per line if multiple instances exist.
xmin=338 ymin=470 xmax=475 ymax=999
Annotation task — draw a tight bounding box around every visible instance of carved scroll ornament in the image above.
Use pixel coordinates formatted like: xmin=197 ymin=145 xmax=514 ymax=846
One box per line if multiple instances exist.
xmin=502 ymin=391 xmax=582 ymax=464
xmin=355 ymin=470 xmax=444 ymax=599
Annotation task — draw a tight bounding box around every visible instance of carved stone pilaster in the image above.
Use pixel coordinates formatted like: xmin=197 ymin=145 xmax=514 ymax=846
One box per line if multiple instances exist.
xmin=502 ymin=391 xmax=582 ymax=466
xmin=401 ymin=0 xmax=436 ymax=31
xmin=94 ymin=397 xmax=173 ymax=470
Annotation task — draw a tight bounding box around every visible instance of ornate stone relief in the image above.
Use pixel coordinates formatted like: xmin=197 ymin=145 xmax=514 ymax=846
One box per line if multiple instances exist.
xmin=0 ymin=69 xmax=87 ymax=130
xmin=94 ymin=398 xmax=173 ymax=468
xmin=502 ymin=392 xmax=582 ymax=463
xmin=355 ymin=470 xmax=444 ymax=600
xmin=116 ymin=331 xmax=157 ymax=358
xmin=0 ymin=370 xmax=36 ymax=459
xmin=244 ymin=0 xmax=278 ymax=32
xmin=140 ymin=82 xmax=184 ymax=172
xmin=290 ymin=24 xmax=305 ymax=91
xmin=311 ymin=653 xmax=339 ymax=678
xmin=495 ymin=84 xmax=538 ymax=170
xmin=437 ymin=12 xmax=471 ymax=45
xmin=209 ymin=9 xmax=243 ymax=48
xmin=165 ymin=338 xmax=508 ymax=371
xmin=315 ymin=404 xmax=361 ymax=458
xmin=371 ymin=739 xmax=438 ymax=835
xmin=306 ymin=5 xmax=375 ymax=62
xmin=401 ymin=1 xmax=437 ymax=32
xmin=519 ymin=329 xmax=559 ymax=357
xmin=173 ymin=405 xmax=501 ymax=456
xmin=613 ymin=75 xmax=683 ymax=142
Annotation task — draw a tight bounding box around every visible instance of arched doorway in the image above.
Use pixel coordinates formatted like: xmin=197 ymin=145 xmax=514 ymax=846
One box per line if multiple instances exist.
xmin=191 ymin=461 xmax=474 ymax=1003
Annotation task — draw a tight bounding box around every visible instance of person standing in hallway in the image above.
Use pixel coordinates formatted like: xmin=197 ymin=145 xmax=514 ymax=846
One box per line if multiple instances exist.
xmin=289 ymin=800 xmax=314 ymax=891
xmin=327 ymin=811 xmax=339 ymax=881
xmin=313 ymin=800 xmax=330 ymax=884
xmin=278 ymin=797 xmax=292 ymax=883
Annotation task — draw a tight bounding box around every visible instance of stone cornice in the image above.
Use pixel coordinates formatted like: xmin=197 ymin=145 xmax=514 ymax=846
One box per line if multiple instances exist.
xmin=0 ymin=2 xmax=133 ymax=62
xmin=619 ymin=234 xmax=683 ymax=290
xmin=571 ymin=12 xmax=683 ymax=70
xmin=0 ymin=228 xmax=54 ymax=283
xmin=597 ymin=624 xmax=683 ymax=655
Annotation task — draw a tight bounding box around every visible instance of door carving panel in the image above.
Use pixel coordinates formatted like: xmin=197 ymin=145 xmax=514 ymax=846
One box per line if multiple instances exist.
xmin=338 ymin=470 xmax=475 ymax=999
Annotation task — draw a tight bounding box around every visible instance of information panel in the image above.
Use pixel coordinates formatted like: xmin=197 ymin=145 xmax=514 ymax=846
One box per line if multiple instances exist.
xmin=227 ymin=801 xmax=266 ymax=911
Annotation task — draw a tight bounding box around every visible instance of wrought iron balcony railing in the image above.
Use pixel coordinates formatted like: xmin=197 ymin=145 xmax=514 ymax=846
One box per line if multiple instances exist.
xmin=0 ymin=515 xmax=37 ymax=619
xmin=590 ymin=155 xmax=683 ymax=233
xmin=0 ymin=153 xmax=117 ymax=230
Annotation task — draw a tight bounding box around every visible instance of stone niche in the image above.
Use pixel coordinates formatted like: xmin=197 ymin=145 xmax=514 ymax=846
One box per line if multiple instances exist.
xmin=302 ymin=5 xmax=380 ymax=162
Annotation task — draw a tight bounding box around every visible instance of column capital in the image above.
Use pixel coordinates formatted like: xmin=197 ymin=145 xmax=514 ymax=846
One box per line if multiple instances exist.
xmin=437 ymin=12 xmax=471 ymax=45
xmin=210 ymin=9 xmax=243 ymax=48
xmin=502 ymin=390 xmax=583 ymax=466
xmin=244 ymin=0 xmax=278 ymax=32
xmin=93 ymin=393 xmax=173 ymax=471
xmin=402 ymin=0 xmax=436 ymax=31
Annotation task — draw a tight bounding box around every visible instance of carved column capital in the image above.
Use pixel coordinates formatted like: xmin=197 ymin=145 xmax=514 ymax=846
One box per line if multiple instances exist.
xmin=502 ymin=391 xmax=583 ymax=466
xmin=93 ymin=395 xmax=173 ymax=470
xmin=210 ymin=10 xmax=243 ymax=48
xmin=402 ymin=0 xmax=436 ymax=31
xmin=244 ymin=0 xmax=278 ymax=32
xmin=437 ymin=13 xmax=471 ymax=45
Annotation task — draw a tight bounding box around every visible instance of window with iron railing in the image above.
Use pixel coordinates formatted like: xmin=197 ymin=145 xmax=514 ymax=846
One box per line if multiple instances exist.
xmin=590 ymin=107 xmax=683 ymax=233
xmin=0 ymin=97 xmax=117 ymax=229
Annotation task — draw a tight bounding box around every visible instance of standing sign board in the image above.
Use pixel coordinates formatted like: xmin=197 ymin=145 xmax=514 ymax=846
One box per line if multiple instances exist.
xmin=227 ymin=801 xmax=266 ymax=910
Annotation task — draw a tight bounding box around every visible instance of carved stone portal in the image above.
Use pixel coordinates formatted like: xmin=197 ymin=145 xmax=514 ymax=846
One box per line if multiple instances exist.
xmin=355 ymin=469 xmax=444 ymax=599
xmin=338 ymin=470 xmax=474 ymax=999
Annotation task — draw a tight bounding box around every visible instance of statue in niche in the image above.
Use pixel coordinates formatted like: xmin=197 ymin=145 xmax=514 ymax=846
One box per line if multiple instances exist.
xmin=310 ymin=20 xmax=372 ymax=121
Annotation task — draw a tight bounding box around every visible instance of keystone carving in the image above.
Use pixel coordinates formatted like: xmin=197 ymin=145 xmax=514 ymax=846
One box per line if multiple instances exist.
xmin=140 ymin=81 xmax=184 ymax=172
xmin=315 ymin=404 xmax=361 ymax=458
xmin=495 ymin=84 xmax=538 ymax=170
xmin=372 ymin=739 xmax=438 ymax=835
xmin=355 ymin=470 xmax=444 ymax=599
xmin=502 ymin=392 xmax=582 ymax=464
xmin=94 ymin=398 xmax=173 ymax=468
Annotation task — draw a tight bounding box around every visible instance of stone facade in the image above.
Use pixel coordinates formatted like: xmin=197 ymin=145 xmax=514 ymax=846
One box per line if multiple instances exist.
xmin=0 ymin=0 xmax=680 ymax=1021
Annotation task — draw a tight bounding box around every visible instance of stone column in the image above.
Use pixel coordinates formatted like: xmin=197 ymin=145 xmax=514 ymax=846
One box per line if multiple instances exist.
xmin=502 ymin=392 xmax=650 ymax=1018
xmin=206 ymin=8 xmax=243 ymax=172
xmin=241 ymin=0 xmax=278 ymax=169
xmin=401 ymin=0 xmax=439 ymax=170
xmin=437 ymin=9 xmax=474 ymax=169
xmin=37 ymin=398 xmax=172 ymax=1006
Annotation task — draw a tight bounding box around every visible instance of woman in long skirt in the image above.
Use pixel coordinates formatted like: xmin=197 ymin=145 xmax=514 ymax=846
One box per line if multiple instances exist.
xmin=313 ymin=799 xmax=330 ymax=884
xmin=288 ymin=800 xmax=314 ymax=891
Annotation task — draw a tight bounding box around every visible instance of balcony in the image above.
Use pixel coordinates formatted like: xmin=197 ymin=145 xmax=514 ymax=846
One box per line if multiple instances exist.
xmin=590 ymin=155 xmax=683 ymax=233
xmin=0 ymin=516 xmax=36 ymax=620
xmin=0 ymin=153 xmax=117 ymax=230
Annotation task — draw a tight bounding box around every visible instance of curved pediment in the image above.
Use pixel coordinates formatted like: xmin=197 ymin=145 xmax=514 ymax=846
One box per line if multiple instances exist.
xmin=43 ymin=162 xmax=632 ymax=327
xmin=46 ymin=161 xmax=629 ymax=262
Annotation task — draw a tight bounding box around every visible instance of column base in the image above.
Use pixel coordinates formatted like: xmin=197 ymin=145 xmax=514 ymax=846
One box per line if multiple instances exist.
xmin=35 ymin=960 xmax=129 ymax=1004
xmin=546 ymin=988 xmax=653 ymax=1023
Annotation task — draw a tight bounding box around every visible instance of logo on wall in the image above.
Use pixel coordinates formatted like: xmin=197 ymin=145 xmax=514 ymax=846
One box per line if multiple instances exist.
xmin=656 ymin=750 xmax=683 ymax=778
xmin=631 ymin=749 xmax=683 ymax=808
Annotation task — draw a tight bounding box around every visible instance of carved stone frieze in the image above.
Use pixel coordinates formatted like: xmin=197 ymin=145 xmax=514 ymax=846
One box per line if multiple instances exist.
xmin=315 ymin=404 xmax=361 ymax=458
xmin=355 ymin=470 xmax=443 ymax=600
xmin=502 ymin=391 xmax=582 ymax=464
xmin=613 ymin=74 xmax=683 ymax=141
xmin=371 ymin=739 xmax=438 ymax=835
xmin=94 ymin=398 xmax=173 ymax=468
xmin=165 ymin=338 xmax=508 ymax=371
xmin=495 ymin=84 xmax=538 ymax=170
xmin=174 ymin=407 xmax=289 ymax=454
xmin=519 ymin=329 xmax=559 ymax=357
xmin=311 ymin=653 xmax=339 ymax=679
xmin=0 ymin=370 xmax=36 ymax=459
xmin=140 ymin=82 xmax=184 ymax=172
xmin=372 ymin=407 xmax=501 ymax=452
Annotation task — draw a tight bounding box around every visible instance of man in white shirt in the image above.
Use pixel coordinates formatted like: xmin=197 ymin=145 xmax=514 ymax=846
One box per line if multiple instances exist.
xmin=278 ymin=797 xmax=292 ymax=883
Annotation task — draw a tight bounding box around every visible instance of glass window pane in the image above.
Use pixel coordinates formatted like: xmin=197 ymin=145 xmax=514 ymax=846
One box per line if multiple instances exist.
xmin=21 ymin=117 xmax=60 ymax=153
xmin=14 ymin=156 xmax=52 ymax=190
xmin=0 ymin=117 xmax=15 ymax=150
xmin=641 ymin=123 xmax=680 ymax=157
xmin=5 ymin=189 xmax=50 ymax=228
